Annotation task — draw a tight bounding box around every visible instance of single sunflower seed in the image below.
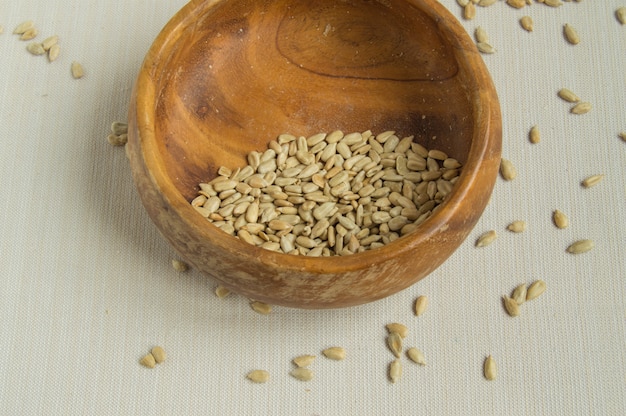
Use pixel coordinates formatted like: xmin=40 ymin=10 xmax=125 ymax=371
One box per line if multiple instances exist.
xmin=526 ymin=280 xmax=546 ymax=301
xmin=564 ymin=24 xmax=580 ymax=45
xmin=512 ymin=284 xmax=527 ymax=305
xmin=479 ymin=0 xmax=498 ymax=5
xmin=558 ymin=88 xmax=580 ymax=103
xmin=566 ymin=239 xmax=594 ymax=254
xmin=581 ymin=174 xmax=604 ymax=188
xmin=13 ymin=20 xmax=34 ymax=35
xmin=529 ymin=125 xmax=540 ymax=144
xmin=386 ymin=323 xmax=409 ymax=339
xmin=26 ymin=42 xmax=45 ymax=55
xmin=520 ymin=16 xmax=534 ymax=32
xmin=151 ymin=346 xmax=167 ymax=364
xmin=407 ymin=347 xmax=426 ymax=365
xmin=475 ymin=27 xmax=488 ymax=43
xmin=476 ymin=42 xmax=496 ymax=54
xmin=617 ymin=7 xmax=626 ymax=25
xmin=41 ymin=35 xmax=58 ymax=51
xmin=247 ymin=370 xmax=270 ymax=383
xmin=293 ymin=355 xmax=316 ymax=367
xmin=476 ymin=230 xmax=497 ymax=247
xmin=464 ymin=2 xmax=476 ymax=20
xmin=171 ymin=259 xmax=189 ymax=272
xmin=322 ymin=347 xmax=346 ymax=360
xmin=484 ymin=355 xmax=497 ymax=380
xmin=19 ymin=28 xmax=38 ymax=40
xmin=506 ymin=0 xmax=526 ymax=8
xmin=457 ymin=0 xmax=469 ymax=7
xmin=389 ymin=359 xmax=402 ymax=383
xmin=619 ymin=132 xmax=626 ymax=142
xmin=553 ymin=209 xmax=569 ymax=229
xmin=71 ymin=61 xmax=85 ymax=79
xmin=500 ymin=158 xmax=517 ymax=180
xmin=507 ymin=220 xmax=527 ymax=233
xmin=48 ymin=44 xmax=60 ymax=62
xmin=503 ymin=295 xmax=521 ymax=317
xmin=215 ymin=285 xmax=231 ymax=298
xmin=290 ymin=367 xmax=314 ymax=381
xmin=414 ymin=295 xmax=428 ymax=316
xmin=543 ymin=0 xmax=563 ymax=7
xmin=387 ymin=332 xmax=403 ymax=358
xmin=250 ymin=301 xmax=272 ymax=314
xmin=140 ymin=353 xmax=156 ymax=369
xmin=571 ymin=102 xmax=592 ymax=115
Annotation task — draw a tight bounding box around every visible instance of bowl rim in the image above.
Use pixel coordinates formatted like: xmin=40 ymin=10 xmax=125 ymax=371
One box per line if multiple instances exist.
xmin=131 ymin=0 xmax=501 ymax=276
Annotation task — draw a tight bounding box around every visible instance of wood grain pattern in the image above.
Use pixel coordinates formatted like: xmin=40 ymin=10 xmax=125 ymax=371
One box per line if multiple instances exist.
xmin=127 ymin=0 xmax=501 ymax=308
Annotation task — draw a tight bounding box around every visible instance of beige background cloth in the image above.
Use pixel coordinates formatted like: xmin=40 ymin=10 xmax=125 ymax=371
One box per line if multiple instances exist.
xmin=0 ymin=0 xmax=624 ymax=414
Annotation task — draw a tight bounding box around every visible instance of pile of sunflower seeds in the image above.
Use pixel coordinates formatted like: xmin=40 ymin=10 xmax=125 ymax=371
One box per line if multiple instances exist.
xmin=192 ymin=130 xmax=462 ymax=256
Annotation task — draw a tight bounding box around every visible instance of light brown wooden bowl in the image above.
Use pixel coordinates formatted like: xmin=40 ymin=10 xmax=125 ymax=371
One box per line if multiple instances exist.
xmin=127 ymin=0 xmax=501 ymax=309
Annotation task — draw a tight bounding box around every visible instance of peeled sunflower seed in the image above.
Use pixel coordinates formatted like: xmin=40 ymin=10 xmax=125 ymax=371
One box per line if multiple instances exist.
xmin=566 ymin=239 xmax=594 ymax=254
xmin=571 ymin=102 xmax=592 ymax=115
xmin=71 ymin=61 xmax=85 ymax=79
xmin=140 ymin=353 xmax=156 ymax=369
xmin=322 ymin=347 xmax=346 ymax=360
xmin=500 ymin=158 xmax=517 ymax=180
xmin=464 ymin=2 xmax=476 ymax=20
xmin=151 ymin=346 xmax=167 ymax=364
xmin=553 ymin=209 xmax=569 ymax=229
xmin=475 ymin=27 xmax=488 ymax=43
xmin=543 ymin=0 xmax=563 ymax=7
xmin=250 ymin=301 xmax=272 ymax=314
xmin=564 ymin=24 xmax=580 ymax=45
xmin=512 ymin=284 xmax=527 ymax=305
xmin=476 ymin=230 xmax=497 ymax=247
xmin=581 ymin=174 xmax=604 ymax=188
xmin=389 ymin=359 xmax=402 ymax=383
xmin=290 ymin=367 xmax=314 ymax=381
xmin=293 ymin=355 xmax=316 ymax=368
xmin=503 ymin=295 xmax=521 ymax=317
xmin=48 ymin=44 xmax=60 ymax=62
xmin=19 ymin=28 xmax=38 ymax=40
xmin=26 ymin=42 xmax=45 ymax=56
xmin=247 ymin=370 xmax=270 ymax=383
xmin=407 ymin=347 xmax=426 ymax=366
xmin=520 ymin=16 xmax=534 ymax=32
xmin=215 ymin=285 xmax=230 ymax=298
xmin=529 ymin=125 xmax=540 ymax=144
xmin=171 ymin=259 xmax=189 ymax=272
xmin=386 ymin=323 xmax=409 ymax=339
xmin=13 ymin=20 xmax=34 ymax=35
xmin=484 ymin=355 xmax=497 ymax=380
xmin=476 ymin=42 xmax=496 ymax=54
xmin=387 ymin=332 xmax=403 ymax=358
xmin=507 ymin=220 xmax=527 ymax=233
xmin=526 ymin=280 xmax=546 ymax=301
xmin=618 ymin=7 xmax=626 ymax=25
xmin=619 ymin=132 xmax=626 ymax=142
xmin=506 ymin=0 xmax=526 ymax=8
xmin=41 ymin=35 xmax=58 ymax=51
xmin=558 ymin=88 xmax=580 ymax=103
xmin=414 ymin=295 xmax=428 ymax=316
xmin=479 ymin=0 xmax=498 ymax=5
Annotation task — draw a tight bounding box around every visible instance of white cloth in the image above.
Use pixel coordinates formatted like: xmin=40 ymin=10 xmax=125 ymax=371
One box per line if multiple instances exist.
xmin=0 ymin=0 xmax=625 ymax=414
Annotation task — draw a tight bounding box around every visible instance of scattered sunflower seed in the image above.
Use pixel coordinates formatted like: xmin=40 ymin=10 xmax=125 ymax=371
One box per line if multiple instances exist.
xmin=13 ymin=20 xmax=34 ymax=35
xmin=247 ymin=370 xmax=270 ymax=383
xmin=215 ymin=285 xmax=230 ymax=298
xmin=151 ymin=346 xmax=167 ymax=364
xmin=581 ymin=174 xmax=604 ymax=188
xmin=507 ymin=0 xmax=526 ymax=8
xmin=617 ymin=7 xmax=626 ymax=25
xmin=48 ymin=44 xmax=60 ymax=62
xmin=507 ymin=220 xmax=527 ymax=233
xmin=386 ymin=323 xmax=409 ymax=339
xmin=503 ymin=295 xmax=521 ymax=317
xmin=387 ymin=332 xmax=403 ymax=358
xmin=564 ymin=24 xmax=580 ymax=45
xmin=71 ymin=61 xmax=85 ymax=79
xmin=476 ymin=42 xmax=496 ymax=54
xmin=250 ymin=301 xmax=272 ymax=315
xmin=414 ymin=295 xmax=428 ymax=316
xmin=19 ymin=28 xmax=38 ymax=41
xmin=140 ymin=353 xmax=156 ymax=369
xmin=322 ymin=347 xmax=346 ymax=360
xmin=520 ymin=16 xmax=534 ymax=32
xmin=512 ymin=284 xmax=527 ymax=305
xmin=41 ymin=35 xmax=58 ymax=51
xmin=457 ymin=0 xmax=470 ymax=7
xmin=293 ymin=355 xmax=316 ymax=368
xmin=107 ymin=133 xmax=128 ymax=146
xmin=552 ymin=209 xmax=569 ymax=229
xmin=464 ymin=2 xmax=476 ymax=20
xmin=389 ymin=359 xmax=402 ymax=383
xmin=566 ymin=239 xmax=594 ymax=254
xmin=571 ymin=102 xmax=592 ymax=114
xmin=111 ymin=121 xmax=128 ymax=136
xmin=407 ymin=347 xmax=426 ymax=366
xmin=558 ymin=88 xmax=580 ymax=103
xmin=290 ymin=367 xmax=314 ymax=381
xmin=543 ymin=0 xmax=563 ymax=7
xmin=171 ymin=259 xmax=189 ymax=272
xmin=526 ymin=280 xmax=546 ymax=301
xmin=26 ymin=42 xmax=46 ymax=56
xmin=476 ymin=230 xmax=497 ymax=247
xmin=529 ymin=125 xmax=540 ymax=144
xmin=479 ymin=0 xmax=498 ymax=5
xmin=484 ymin=355 xmax=497 ymax=380
xmin=0 ymin=25 xmax=4 ymax=34
xmin=500 ymin=158 xmax=517 ymax=181
xmin=475 ymin=27 xmax=488 ymax=43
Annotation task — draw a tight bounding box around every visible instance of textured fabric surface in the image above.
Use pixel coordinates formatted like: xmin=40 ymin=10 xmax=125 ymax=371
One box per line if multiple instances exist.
xmin=0 ymin=1 xmax=625 ymax=414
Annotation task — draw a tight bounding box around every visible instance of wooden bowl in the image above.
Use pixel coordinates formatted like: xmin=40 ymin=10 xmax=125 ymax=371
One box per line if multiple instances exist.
xmin=127 ymin=0 xmax=501 ymax=309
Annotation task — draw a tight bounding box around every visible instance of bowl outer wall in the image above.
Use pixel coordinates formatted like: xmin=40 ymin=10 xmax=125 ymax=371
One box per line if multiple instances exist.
xmin=126 ymin=0 xmax=502 ymax=309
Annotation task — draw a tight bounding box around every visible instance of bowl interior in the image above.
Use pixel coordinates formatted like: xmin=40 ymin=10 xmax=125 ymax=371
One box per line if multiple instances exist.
xmin=149 ymin=0 xmax=480 ymax=202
